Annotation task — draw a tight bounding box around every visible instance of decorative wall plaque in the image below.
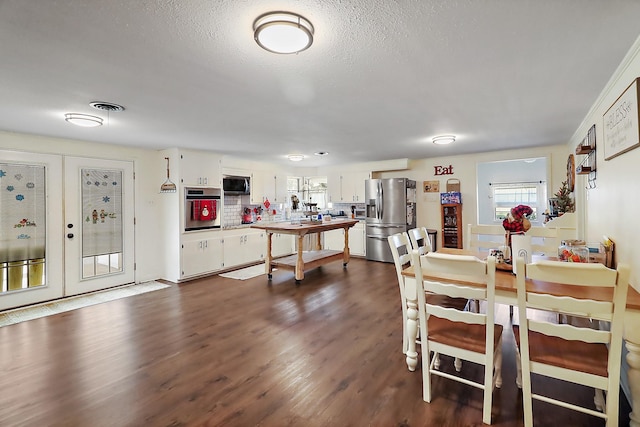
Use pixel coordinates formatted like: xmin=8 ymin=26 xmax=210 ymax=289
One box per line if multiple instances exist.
xmin=603 ymin=77 xmax=640 ymax=160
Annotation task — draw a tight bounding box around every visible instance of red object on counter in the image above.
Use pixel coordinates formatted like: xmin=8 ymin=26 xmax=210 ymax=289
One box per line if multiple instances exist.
xmin=263 ymin=198 xmax=271 ymax=209
xmin=192 ymin=200 xmax=216 ymax=221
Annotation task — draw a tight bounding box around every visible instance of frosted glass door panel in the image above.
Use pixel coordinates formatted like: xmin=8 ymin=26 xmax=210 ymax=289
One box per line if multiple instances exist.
xmin=80 ymin=168 xmax=123 ymax=278
xmin=0 ymin=151 xmax=63 ymax=311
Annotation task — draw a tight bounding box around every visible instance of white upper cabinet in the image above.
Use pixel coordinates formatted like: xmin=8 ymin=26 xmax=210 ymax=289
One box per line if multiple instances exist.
xmin=349 ymin=171 xmax=370 ymax=203
xmin=250 ymin=171 xmax=264 ymax=205
xmin=180 ymin=149 xmax=222 ymax=187
xmin=327 ymin=173 xmax=342 ymax=203
xmin=252 ymin=169 xmax=288 ymax=205
xmin=327 ymin=171 xmax=370 ymax=203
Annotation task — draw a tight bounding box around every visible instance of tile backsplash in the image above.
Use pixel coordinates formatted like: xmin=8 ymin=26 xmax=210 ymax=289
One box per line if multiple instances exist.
xmin=223 ymin=195 xmax=283 ymax=227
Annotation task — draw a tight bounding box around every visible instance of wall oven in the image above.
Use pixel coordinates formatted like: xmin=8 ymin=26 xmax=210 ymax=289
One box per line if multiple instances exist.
xmin=184 ymin=187 xmax=221 ymax=231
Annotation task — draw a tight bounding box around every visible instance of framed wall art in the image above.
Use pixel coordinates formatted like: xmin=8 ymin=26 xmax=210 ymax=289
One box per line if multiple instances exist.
xmin=423 ymin=180 xmax=440 ymax=193
xmin=603 ymin=77 xmax=640 ymax=160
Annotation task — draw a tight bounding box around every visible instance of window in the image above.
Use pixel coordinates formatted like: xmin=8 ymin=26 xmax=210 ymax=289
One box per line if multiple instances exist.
xmin=491 ymin=182 xmax=542 ymax=221
xmin=477 ymin=157 xmax=548 ymax=226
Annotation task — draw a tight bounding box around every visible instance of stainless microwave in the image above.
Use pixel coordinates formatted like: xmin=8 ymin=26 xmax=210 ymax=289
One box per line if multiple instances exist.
xmin=223 ymin=176 xmax=250 ymax=195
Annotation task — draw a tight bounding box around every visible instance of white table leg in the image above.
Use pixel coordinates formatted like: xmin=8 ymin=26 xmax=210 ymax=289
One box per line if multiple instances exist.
xmin=405 ymin=277 xmax=418 ymax=371
xmin=625 ymin=310 xmax=640 ymax=427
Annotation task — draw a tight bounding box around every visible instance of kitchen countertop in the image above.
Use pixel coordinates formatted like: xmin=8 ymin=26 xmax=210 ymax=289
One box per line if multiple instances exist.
xmin=222 ymin=217 xmax=365 ymax=230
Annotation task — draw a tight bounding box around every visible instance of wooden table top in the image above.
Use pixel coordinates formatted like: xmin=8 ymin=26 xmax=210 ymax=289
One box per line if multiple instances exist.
xmin=402 ymin=249 xmax=640 ymax=311
xmin=251 ymin=219 xmax=360 ymax=235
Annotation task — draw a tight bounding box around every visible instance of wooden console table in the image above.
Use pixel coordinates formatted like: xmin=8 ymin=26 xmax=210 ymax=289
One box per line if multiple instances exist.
xmin=251 ymin=219 xmax=359 ymax=283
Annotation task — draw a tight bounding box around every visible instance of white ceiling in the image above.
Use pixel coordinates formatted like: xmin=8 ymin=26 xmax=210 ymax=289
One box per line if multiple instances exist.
xmin=1 ymin=0 xmax=640 ymax=167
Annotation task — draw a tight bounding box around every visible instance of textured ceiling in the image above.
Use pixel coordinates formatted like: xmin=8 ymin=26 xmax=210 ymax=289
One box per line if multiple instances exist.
xmin=1 ymin=0 xmax=639 ymax=167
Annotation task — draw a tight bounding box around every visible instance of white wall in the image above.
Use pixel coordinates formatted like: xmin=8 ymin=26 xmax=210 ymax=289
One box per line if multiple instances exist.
xmin=0 ymin=131 xmax=165 ymax=284
xmin=378 ymin=145 xmax=568 ymax=249
xmin=568 ymin=35 xmax=640 ymax=293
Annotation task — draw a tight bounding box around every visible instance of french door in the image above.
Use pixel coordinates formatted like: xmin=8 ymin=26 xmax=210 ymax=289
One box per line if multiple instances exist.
xmin=0 ymin=152 xmax=134 ymax=311
xmin=63 ymin=157 xmax=134 ymax=296
xmin=0 ymin=151 xmax=64 ymax=310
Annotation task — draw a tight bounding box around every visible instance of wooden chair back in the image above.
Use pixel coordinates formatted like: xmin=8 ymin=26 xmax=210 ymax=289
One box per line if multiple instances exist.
xmin=466 ymin=223 xmax=560 ymax=256
xmin=407 ymin=227 xmax=432 ymax=255
xmin=411 ymin=251 xmax=502 ymax=424
xmin=514 ymin=258 xmax=631 ymax=426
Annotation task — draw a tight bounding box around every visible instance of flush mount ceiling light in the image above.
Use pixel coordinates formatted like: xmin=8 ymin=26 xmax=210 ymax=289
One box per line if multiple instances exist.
xmin=64 ymin=113 xmax=103 ymax=127
xmin=432 ymin=135 xmax=456 ymax=145
xmin=287 ymin=154 xmax=305 ymax=162
xmin=253 ymin=11 xmax=314 ymax=54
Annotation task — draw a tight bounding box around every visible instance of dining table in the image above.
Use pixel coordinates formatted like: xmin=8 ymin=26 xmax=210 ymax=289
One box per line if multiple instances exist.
xmin=402 ymin=248 xmax=640 ymax=427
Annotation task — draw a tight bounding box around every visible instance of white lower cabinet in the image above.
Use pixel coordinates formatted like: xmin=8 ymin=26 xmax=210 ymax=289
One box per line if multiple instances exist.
xmin=323 ymin=222 xmax=365 ymax=256
xmin=350 ymin=222 xmax=366 ymax=256
xmin=181 ymin=233 xmax=224 ymax=279
xmin=223 ymin=229 xmax=266 ymax=269
xmin=271 ymin=233 xmax=294 ymax=257
xmin=179 ymin=228 xmax=292 ymax=280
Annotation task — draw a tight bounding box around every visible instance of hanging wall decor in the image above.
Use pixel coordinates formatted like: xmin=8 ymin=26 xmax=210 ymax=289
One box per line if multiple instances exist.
xmin=603 ymin=77 xmax=640 ymax=160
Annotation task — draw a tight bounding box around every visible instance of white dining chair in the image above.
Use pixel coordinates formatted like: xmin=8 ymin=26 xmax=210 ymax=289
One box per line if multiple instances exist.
xmin=513 ymin=258 xmax=630 ymax=427
xmin=407 ymin=227 xmax=432 ymax=255
xmin=388 ymin=232 xmax=414 ymax=355
xmin=388 ymin=232 xmax=466 ymax=371
xmin=411 ymin=250 xmax=502 ymax=425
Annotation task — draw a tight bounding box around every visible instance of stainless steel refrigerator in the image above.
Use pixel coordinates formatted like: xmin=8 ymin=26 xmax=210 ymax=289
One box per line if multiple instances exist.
xmin=365 ymin=178 xmax=417 ymax=262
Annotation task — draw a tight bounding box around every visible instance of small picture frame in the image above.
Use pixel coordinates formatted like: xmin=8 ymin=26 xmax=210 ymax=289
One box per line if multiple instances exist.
xmin=423 ymin=180 xmax=440 ymax=193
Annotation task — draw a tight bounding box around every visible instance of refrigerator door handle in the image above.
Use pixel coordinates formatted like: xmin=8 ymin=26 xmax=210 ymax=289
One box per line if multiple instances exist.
xmin=367 ymin=224 xmax=403 ymax=229
xmin=366 ymin=235 xmax=389 ymax=240
xmin=379 ymin=181 xmax=384 ymax=219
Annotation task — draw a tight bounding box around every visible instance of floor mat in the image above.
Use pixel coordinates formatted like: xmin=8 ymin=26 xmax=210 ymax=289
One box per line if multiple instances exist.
xmin=0 ymin=281 xmax=170 ymax=327
xmin=219 ymin=264 xmax=272 ymax=280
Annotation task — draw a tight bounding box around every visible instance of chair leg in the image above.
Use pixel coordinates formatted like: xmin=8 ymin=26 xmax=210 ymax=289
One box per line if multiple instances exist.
xmin=423 ymin=345 xmax=433 ymax=402
xmin=482 ymin=352 xmax=495 ymax=424
xmin=515 ymin=346 xmax=522 ymax=388
xmin=494 ymin=343 xmax=503 ymax=389
xmin=594 ymin=388 xmax=604 ymax=411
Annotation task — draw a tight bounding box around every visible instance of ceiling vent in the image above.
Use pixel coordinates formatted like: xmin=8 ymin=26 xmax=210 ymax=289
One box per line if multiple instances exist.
xmin=90 ymin=101 xmax=125 ymax=112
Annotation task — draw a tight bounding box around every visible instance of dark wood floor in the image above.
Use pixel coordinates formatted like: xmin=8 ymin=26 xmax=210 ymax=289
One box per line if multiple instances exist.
xmin=0 ymin=258 xmax=630 ymax=426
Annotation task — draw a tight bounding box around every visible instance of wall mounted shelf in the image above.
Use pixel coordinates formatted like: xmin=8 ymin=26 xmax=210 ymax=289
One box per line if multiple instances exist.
xmin=575 ymin=124 xmax=597 ymax=187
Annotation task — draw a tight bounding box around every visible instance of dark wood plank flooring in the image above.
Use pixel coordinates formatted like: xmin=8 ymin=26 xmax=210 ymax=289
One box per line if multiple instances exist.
xmin=0 ymin=258 xmax=630 ymax=426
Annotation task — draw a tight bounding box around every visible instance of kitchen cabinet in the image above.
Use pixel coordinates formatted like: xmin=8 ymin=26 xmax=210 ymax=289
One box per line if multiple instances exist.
xmin=262 ymin=171 xmax=288 ymax=204
xmin=179 ymin=149 xmax=222 ymax=187
xmin=252 ymin=170 xmax=288 ymax=205
xmin=327 ymin=171 xmax=370 ymax=203
xmin=271 ymin=233 xmax=294 ymax=258
xmin=250 ymin=171 xmax=264 ymax=205
xmin=223 ymin=229 xmax=266 ymax=268
xmin=441 ymin=203 xmax=463 ymax=249
xmin=160 ymin=148 xmax=224 ymax=282
xmin=323 ymin=221 xmax=365 ymax=256
xmin=181 ymin=232 xmax=224 ymax=279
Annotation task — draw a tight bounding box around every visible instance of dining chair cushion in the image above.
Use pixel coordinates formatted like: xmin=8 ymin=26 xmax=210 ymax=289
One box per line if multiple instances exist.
xmin=512 ymin=325 xmax=608 ymax=378
xmin=430 ymin=316 xmax=503 ymax=355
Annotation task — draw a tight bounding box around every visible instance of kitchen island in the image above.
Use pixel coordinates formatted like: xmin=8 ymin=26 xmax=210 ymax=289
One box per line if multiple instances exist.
xmin=251 ymin=219 xmax=360 ymax=283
